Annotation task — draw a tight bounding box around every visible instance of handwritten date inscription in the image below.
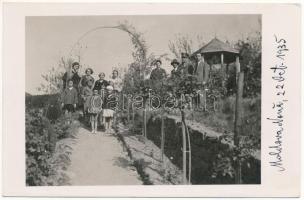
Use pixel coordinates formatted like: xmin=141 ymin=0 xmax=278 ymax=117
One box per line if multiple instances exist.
xmin=267 ymin=35 xmax=288 ymax=172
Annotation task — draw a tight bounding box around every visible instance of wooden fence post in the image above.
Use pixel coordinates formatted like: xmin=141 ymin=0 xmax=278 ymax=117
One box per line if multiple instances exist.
xmin=143 ymin=107 xmax=147 ymax=138
xmin=127 ymin=97 xmax=130 ymax=123
xmin=161 ymin=111 xmax=165 ymax=162
xmin=132 ymin=107 xmax=135 ymax=133
xmin=234 ymin=71 xmax=244 ymax=184
xmin=185 ymin=122 xmax=192 ymax=184
xmin=181 ymin=110 xmax=188 ymax=184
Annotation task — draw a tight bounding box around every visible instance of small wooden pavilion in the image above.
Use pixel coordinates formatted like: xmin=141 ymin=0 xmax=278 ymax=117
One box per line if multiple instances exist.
xmin=192 ymin=37 xmax=241 ymax=77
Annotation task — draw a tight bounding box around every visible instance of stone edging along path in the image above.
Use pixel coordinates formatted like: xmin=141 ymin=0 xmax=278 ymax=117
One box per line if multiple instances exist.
xmin=116 ymin=122 xmax=183 ymax=185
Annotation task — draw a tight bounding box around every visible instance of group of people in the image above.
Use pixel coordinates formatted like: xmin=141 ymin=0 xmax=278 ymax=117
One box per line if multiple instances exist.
xmin=60 ymin=52 xmax=210 ymax=133
xmin=150 ymin=52 xmax=210 ymax=108
xmin=150 ymin=52 xmax=209 ymax=84
xmin=60 ymin=62 xmax=122 ymax=134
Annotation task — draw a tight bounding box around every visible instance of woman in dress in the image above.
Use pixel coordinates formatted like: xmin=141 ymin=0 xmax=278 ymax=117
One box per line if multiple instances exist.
xmin=109 ymin=70 xmax=123 ymax=93
xmin=79 ymin=68 xmax=94 ymax=89
xmin=93 ymin=72 xmax=109 ymax=93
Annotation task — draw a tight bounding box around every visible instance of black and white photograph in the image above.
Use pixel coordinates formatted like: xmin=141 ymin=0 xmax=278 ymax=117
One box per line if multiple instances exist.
xmin=25 ymin=14 xmax=261 ymax=186
xmin=2 ymin=2 xmax=301 ymax=197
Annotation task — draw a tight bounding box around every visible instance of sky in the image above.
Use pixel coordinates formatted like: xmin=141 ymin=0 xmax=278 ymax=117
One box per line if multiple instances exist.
xmin=26 ymin=15 xmax=260 ymax=94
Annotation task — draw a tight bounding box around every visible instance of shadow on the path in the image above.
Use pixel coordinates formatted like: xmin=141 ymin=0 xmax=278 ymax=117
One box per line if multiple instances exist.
xmin=78 ymin=118 xmax=108 ymax=133
xmin=113 ymin=156 xmax=132 ymax=168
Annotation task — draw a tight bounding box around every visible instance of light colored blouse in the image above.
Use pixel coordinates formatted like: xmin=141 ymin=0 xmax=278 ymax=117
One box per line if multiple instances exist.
xmin=109 ymin=77 xmax=123 ymax=92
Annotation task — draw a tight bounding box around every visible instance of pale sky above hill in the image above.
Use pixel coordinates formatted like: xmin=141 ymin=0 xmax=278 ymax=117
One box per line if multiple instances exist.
xmin=26 ymin=15 xmax=260 ymax=94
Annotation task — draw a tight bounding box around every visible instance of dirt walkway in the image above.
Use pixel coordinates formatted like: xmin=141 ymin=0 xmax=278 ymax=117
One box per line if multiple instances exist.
xmin=67 ymin=127 xmax=142 ymax=185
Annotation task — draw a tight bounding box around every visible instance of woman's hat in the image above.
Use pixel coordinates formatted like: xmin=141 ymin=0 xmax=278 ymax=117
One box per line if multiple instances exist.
xmin=171 ymin=59 xmax=180 ymax=66
xmin=85 ymin=68 xmax=94 ymax=74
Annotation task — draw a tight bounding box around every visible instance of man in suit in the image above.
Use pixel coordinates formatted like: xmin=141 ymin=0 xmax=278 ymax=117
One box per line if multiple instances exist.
xmin=195 ymin=53 xmax=210 ymax=110
xmin=195 ymin=53 xmax=210 ymax=85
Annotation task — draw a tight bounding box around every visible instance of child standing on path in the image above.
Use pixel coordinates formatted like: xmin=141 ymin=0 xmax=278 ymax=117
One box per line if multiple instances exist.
xmin=81 ymin=79 xmax=94 ymax=125
xmin=61 ymin=80 xmax=78 ymax=124
xmin=102 ymin=84 xmax=115 ymax=134
xmin=87 ymin=89 xmax=103 ymax=134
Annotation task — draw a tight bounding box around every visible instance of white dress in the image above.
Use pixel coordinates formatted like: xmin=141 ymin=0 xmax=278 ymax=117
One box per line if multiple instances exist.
xmin=102 ymin=85 xmax=115 ymax=118
xmin=102 ymin=109 xmax=114 ymax=118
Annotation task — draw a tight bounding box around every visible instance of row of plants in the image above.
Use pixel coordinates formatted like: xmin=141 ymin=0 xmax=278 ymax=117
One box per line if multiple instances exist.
xmin=120 ymin=109 xmax=260 ymax=184
xmin=26 ymin=95 xmax=79 ymax=186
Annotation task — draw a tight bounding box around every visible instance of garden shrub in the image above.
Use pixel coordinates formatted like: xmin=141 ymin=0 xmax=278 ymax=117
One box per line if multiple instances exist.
xmin=26 ymin=109 xmax=54 ymax=186
xmin=26 ymin=107 xmax=79 ymax=186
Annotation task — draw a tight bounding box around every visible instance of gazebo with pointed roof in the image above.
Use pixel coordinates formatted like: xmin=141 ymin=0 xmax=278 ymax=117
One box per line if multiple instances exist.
xmin=195 ymin=37 xmax=239 ymax=54
xmin=192 ymin=37 xmax=241 ymax=75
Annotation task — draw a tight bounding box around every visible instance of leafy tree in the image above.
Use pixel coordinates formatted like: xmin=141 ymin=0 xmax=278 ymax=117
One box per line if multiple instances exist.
xmin=235 ymin=31 xmax=261 ymax=97
xmin=168 ymin=34 xmax=205 ymax=59
xmin=37 ymin=57 xmax=78 ymax=94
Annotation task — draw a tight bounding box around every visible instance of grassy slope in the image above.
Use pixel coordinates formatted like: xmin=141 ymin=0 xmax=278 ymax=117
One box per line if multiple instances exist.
xmin=189 ymin=95 xmax=261 ymax=138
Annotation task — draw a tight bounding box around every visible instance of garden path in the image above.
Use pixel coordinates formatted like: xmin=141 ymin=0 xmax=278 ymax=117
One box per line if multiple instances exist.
xmin=67 ymin=127 xmax=142 ymax=185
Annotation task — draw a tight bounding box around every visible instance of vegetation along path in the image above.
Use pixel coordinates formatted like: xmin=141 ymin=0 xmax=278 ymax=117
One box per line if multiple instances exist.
xmin=67 ymin=126 xmax=142 ymax=185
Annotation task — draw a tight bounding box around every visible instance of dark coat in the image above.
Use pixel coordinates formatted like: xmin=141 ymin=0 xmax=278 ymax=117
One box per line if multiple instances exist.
xmin=93 ymin=79 xmax=109 ymax=91
xmin=171 ymin=68 xmax=180 ymax=78
xmin=181 ymin=61 xmax=195 ymax=75
xmin=150 ymin=67 xmax=166 ymax=81
xmin=60 ymin=87 xmax=78 ymax=105
xmin=62 ymin=71 xmax=81 ymax=89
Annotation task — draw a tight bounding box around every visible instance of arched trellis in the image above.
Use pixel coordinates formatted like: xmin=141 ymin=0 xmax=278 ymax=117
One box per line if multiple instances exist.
xmin=67 ymin=23 xmax=149 ymax=76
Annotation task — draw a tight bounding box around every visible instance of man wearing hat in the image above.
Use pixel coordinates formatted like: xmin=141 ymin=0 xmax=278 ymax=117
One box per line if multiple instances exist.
xmin=150 ymin=59 xmax=167 ymax=81
xmin=181 ymin=53 xmax=195 ymax=76
xmin=170 ymin=59 xmax=181 ymax=78
xmin=62 ymin=61 xmax=81 ymax=89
